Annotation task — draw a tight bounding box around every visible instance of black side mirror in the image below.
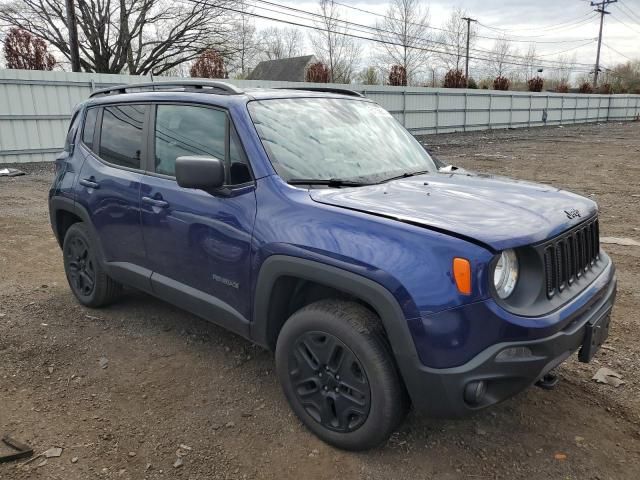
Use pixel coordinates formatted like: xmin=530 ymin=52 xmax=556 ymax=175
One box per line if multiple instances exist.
xmin=175 ymin=156 xmax=225 ymax=191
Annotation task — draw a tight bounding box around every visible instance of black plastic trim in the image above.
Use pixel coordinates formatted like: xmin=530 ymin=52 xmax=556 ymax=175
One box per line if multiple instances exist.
xmin=89 ymin=80 xmax=243 ymax=98
xmin=151 ymin=272 xmax=250 ymax=338
xmin=104 ymin=262 xmax=152 ymax=293
xmin=48 ymin=197 xmax=106 ymax=263
xmin=404 ymin=265 xmax=617 ymax=417
xmin=275 ymin=87 xmax=364 ymax=97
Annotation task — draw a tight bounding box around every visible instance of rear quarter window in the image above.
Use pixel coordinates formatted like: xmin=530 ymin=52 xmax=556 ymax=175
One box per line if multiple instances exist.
xmin=82 ymin=108 xmax=98 ymax=151
xmin=63 ymin=111 xmax=81 ymax=152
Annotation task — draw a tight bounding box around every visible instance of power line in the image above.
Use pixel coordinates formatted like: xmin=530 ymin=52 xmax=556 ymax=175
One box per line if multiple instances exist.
xmin=537 ymin=39 xmax=597 ymax=57
xmin=192 ymin=0 xmax=598 ymax=74
xmin=244 ymin=0 xmax=596 ymax=68
xmin=617 ymin=0 xmax=640 ymax=23
xmin=477 ymin=12 xmax=594 ymax=33
xmin=331 ymin=0 xmax=595 ymax=43
xmin=602 ymin=41 xmax=635 ymax=61
xmin=610 ymin=12 xmax=640 ymax=34
xmin=476 ymin=14 xmax=598 ymax=39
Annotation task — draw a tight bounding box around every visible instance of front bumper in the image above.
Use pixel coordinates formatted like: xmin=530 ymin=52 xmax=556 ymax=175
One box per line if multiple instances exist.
xmin=400 ymin=263 xmax=617 ymax=418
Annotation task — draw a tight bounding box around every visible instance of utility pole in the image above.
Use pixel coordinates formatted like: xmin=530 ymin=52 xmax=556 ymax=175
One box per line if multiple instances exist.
xmin=591 ymin=0 xmax=617 ymax=88
xmin=462 ymin=17 xmax=477 ymax=87
xmin=65 ymin=0 xmax=81 ymax=72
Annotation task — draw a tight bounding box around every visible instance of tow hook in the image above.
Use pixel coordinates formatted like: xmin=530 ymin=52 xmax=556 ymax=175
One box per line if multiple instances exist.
xmin=536 ymin=372 xmax=560 ymax=390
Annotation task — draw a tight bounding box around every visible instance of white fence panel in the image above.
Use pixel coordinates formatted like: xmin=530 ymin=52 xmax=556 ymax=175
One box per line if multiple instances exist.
xmin=1 ymin=69 xmax=639 ymax=163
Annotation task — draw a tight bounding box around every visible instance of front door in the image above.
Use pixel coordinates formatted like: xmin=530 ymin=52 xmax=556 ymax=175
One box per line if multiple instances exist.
xmin=139 ymin=103 xmax=256 ymax=335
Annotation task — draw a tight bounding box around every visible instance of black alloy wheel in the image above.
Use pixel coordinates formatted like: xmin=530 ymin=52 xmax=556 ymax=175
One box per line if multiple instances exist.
xmin=62 ymin=223 xmax=122 ymax=307
xmin=275 ymin=299 xmax=409 ymax=451
xmin=289 ymin=331 xmax=371 ymax=433
xmin=65 ymin=235 xmax=96 ymax=297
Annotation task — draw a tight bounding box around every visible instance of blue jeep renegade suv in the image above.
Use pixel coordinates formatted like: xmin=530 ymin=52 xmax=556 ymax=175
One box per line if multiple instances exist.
xmin=49 ymin=81 xmax=617 ymax=450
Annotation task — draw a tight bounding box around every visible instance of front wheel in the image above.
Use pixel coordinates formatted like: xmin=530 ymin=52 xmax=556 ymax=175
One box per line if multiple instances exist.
xmin=275 ymin=299 xmax=409 ymax=451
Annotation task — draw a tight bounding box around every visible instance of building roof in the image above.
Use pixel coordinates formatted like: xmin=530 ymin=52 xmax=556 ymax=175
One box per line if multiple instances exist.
xmin=247 ymin=55 xmax=316 ymax=82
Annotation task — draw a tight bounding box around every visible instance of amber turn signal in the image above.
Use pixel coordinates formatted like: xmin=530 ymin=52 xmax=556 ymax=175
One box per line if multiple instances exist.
xmin=453 ymin=258 xmax=472 ymax=295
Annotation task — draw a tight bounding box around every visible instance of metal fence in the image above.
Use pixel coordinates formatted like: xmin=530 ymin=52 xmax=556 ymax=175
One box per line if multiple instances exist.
xmin=1 ymin=68 xmax=639 ymax=164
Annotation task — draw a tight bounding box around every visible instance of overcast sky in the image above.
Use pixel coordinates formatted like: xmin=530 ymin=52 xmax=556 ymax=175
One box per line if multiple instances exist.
xmin=252 ymin=0 xmax=639 ymax=74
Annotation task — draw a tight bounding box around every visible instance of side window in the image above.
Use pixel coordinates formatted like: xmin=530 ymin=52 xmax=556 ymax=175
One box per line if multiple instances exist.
xmin=82 ymin=107 xmax=98 ymax=151
xmin=98 ymin=104 xmax=147 ymax=169
xmin=154 ymin=105 xmax=225 ymax=177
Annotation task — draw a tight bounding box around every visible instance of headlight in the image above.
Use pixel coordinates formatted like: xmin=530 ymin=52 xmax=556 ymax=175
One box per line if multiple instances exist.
xmin=493 ymin=249 xmax=519 ymax=299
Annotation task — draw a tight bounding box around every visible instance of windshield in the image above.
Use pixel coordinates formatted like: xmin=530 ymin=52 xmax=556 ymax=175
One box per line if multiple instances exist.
xmin=247 ymin=98 xmax=437 ymax=183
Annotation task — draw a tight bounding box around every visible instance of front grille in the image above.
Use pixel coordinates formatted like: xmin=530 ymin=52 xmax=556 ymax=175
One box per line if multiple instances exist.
xmin=543 ymin=217 xmax=600 ymax=298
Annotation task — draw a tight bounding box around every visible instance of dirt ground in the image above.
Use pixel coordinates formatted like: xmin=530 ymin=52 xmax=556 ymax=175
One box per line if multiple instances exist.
xmin=1 ymin=121 xmax=639 ymax=480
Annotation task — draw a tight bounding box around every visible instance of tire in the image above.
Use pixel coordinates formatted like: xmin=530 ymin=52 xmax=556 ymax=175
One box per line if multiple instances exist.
xmin=275 ymin=299 xmax=409 ymax=451
xmin=62 ymin=222 xmax=122 ymax=307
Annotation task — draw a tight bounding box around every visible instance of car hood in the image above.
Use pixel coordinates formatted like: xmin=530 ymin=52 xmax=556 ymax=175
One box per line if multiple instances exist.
xmin=309 ymin=172 xmax=597 ymax=251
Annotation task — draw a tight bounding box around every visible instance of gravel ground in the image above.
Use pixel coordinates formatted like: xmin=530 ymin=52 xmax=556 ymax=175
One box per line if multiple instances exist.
xmin=1 ymin=122 xmax=639 ymax=479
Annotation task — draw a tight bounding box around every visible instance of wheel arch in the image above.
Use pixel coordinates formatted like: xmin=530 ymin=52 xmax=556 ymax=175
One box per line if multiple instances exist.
xmin=49 ymin=197 xmax=106 ymax=265
xmin=251 ymin=256 xmax=421 ymax=377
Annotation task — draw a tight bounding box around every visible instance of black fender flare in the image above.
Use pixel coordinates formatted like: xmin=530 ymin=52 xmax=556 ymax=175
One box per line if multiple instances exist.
xmin=49 ymin=196 xmax=107 ymax=265
xmin=251 ymin=255 xmax=422 ymax=391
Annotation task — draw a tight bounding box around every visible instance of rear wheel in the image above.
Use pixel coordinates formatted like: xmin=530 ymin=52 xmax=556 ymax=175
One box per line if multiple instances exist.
xmin=275 ymin=299 xmax=408 ymax=451
xmin=63 ymin=223 xmax=121 ymax=307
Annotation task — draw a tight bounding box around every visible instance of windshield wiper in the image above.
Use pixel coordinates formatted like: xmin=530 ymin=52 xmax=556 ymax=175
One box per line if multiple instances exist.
xmin=288 ymin=178 xmax=373 ymax=187
xmin=378 ymin=170 xmax=431 ymax=184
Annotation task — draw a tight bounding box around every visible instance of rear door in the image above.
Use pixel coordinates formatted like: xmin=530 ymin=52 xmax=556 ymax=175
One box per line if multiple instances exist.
xmin=75 ymin=103 xmax=150 ymax=290
xmin=139 ymin=102 xmax=256 ymax=336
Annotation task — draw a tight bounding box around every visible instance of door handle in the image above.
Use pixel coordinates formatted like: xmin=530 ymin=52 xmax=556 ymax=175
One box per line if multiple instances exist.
xmin=79 ymin=177 xmax=99 ymax=189
xmin=142 ymin=196 xmax=169 ymax=208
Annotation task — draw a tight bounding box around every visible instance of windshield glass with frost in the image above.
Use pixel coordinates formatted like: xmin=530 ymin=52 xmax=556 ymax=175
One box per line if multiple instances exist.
xmin=247 ymin=98 xmax=436 ymax=183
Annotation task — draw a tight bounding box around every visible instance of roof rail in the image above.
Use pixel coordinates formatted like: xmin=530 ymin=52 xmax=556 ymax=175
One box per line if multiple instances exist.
xmin=89 ymin=80 xmax=243 ymax=98
xmin=276 ymin=87 xmax=364 ymax=98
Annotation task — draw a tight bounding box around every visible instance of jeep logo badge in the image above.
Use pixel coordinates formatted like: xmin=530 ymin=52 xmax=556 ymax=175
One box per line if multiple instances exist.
xmin=564 ymin=208 xmax=581 ymax=219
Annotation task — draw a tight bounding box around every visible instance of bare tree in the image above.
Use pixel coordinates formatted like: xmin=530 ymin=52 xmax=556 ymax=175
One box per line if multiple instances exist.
xmin=609 ymin=60 xmax=640 ymax=93
xmin=550 ymin=53 xmax=578 ymax=88
xmin=376 ymin=0 xmax=432 ymax=85
xmin=0 ymin=0 xmax=236 ymax=74
xmin=437 ymin=8 xmax=476 ymax=72
xmin=258 ymin=27 xmax=304 ymax=60
xmin=3 ymin=27 xmax=55 ymax=70
xmin=228 ymin=0 xmax=259 ymax=78
xmin=488 ymin=35 xmax=513 ymax=78
xmin=309 ymin=0 xmax=361 ymax=83
xmin=357 ymin=66 xmax=380 ymax=85
xmin=520 ymin=43 xmax=540 ymax=82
